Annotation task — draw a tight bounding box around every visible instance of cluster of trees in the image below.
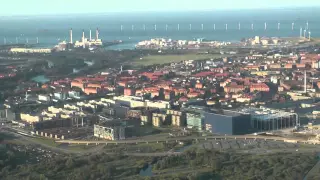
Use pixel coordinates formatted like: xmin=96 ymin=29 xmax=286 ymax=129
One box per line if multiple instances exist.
xmin=0 ymin=151 xmax=143 ymax=180
xmin=151 ymin=148 xmax=318 ymax=180
xmin=0 ymin=137 xmax=318 ymax=180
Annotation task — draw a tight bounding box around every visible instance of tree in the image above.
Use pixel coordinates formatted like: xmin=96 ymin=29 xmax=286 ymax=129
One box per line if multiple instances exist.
xmin=65 ymin=157 xmax=75 ymax=168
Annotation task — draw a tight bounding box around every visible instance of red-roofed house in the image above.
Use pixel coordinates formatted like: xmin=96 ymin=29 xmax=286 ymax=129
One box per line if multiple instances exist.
xmin=250 ymin=83 xmax=270 ymax=92
xmin=195 ymin=83 xmax=203 ymax=89
xmin=84 ymin=87 xmax=98 ymax=95
xmin=224 ymin=85 xmax=245 ymax=93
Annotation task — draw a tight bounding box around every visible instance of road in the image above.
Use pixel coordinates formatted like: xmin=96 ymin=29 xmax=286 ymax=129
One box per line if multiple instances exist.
xmin=3 ymin=125 xmax=320 ymax=157
xmin=2 ymin=128 xmax=181 ymax=157
xmin=55 ymin=134 xmax=316 ymax=145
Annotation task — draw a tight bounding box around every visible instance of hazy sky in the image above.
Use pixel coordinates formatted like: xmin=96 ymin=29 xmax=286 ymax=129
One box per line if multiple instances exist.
xmin=1 ymin=0 xmax=320 ymax=16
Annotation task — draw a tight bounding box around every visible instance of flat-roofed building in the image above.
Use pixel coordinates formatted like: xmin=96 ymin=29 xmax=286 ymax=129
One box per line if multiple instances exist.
xmin=238 ymin=107 xmax=299 ymax=132
xmin=184 ymin=106 xmax=251 ymax=135
xmin=10 ymin=48 xmax=52 ymax=54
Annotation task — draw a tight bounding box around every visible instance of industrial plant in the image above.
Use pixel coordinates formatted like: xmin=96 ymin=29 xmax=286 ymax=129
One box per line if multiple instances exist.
xmin=54 ymin=28 xmax=103 ymax=51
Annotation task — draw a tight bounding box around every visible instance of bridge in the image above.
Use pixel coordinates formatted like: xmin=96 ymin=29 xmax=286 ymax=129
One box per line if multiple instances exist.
xmin=55 ymin=135 xmax=319 ymax=145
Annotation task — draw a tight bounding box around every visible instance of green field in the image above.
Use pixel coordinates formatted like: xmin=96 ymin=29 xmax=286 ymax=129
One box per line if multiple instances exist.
xmin=133 ymin=53 xmax=226 ymax=66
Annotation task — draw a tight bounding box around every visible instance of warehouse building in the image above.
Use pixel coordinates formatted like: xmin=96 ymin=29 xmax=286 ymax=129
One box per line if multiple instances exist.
xmin=184 ymin=106 xmax=251 ymax=135
xmin=238 ymin=107 xmax=299 ymax=132
xmin=10 ymin=48 xmax=52 ymax=54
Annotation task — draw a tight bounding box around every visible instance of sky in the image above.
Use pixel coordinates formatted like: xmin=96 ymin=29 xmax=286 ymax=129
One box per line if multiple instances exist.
xmin=1 ymin=0 xmax=320 ymax=16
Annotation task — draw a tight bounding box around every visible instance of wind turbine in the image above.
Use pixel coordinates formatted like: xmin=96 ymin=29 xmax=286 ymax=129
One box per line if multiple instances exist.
xmin=264 ymin=22 xmax=267 ymax=30
xmin=278 ymin=22 xmax=280 ymax=30
xmin=189 ymin=24 xmax=192 ymax=31
xmin=225 ymin=23 xmax=228 ymax=31
xmin=201 ymin=24 xmax=204 ymax=31
xmin=154 ymin=24 xmax=157 ymax=31
xmin=213 ymin=24 xmax=216 ymax=30
xmin=238 ymin=22 xmax=241 ymax=30
xmin=131 ymin=25 xmax=134 ymax=31
xmin=292 ymin=22 xmax=294 ymax=30
xmin=251 ymin=23 xmax=254 ymax=30
xmin=304 ymin=29 xmax=307 ymax=38
xmin=306 ymin=21 xmax=309 ymax=30
xmin=120 ymin=25 xmax=123 ymax=31
xmin=177 ymin=24 xmax=180 ymax=31
xmin=143 ymin=24 xmax=146 ymax=31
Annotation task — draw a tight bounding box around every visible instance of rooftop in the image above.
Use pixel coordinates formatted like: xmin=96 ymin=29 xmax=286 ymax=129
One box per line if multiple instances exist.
xmin=238 ymin=107 xmax=296 ymax=120
xmin=183 ymin=105 xmax=246 ymax=117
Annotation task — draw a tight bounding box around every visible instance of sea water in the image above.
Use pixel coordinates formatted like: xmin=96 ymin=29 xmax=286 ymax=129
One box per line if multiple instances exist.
xmin=1 ymin=8 xmax=320 ymax=50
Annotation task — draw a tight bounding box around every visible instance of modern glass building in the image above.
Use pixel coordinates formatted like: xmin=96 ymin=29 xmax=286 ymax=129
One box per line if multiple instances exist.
xmin=184 ymin=106 xmax=251 ymax=135
xmin=186 ymin=112 xmax=204 ymax=131
xmin=238 ymin=107 xmax=299 ymax=132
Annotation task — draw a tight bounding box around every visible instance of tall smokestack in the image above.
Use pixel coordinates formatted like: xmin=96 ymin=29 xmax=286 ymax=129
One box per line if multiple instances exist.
xmin=304 ymin=70 xmax=307 ymax=93
xmin=82 ymin=30 xmax=85 ymax=49
xmin=96 ymin=28 xmax=99 ymax=40
xmin=89 ymin=29 xmax=92 ymax=41
xmin=70 ymin=28 xmax=73 ymax=44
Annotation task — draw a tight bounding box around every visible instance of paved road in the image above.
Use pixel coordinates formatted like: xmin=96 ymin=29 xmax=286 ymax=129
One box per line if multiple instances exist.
xmin=3 ymin=125 xmax=320 ymax=157
xmin=2 ymin=128 xmax=181 ymax=157
xmin=55 ymin=135 xmax=314 ymax=145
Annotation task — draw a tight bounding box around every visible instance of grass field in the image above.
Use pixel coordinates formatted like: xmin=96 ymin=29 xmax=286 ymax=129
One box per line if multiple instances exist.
xmin=32 ymin=137 xmax=58 ymax=147
xmin=133 ymin=53 xmax=227 ymax=66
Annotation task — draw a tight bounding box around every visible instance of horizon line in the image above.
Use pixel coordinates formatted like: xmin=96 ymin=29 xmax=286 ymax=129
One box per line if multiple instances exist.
xmin=1 ymin=6 xmax=320 ymax=18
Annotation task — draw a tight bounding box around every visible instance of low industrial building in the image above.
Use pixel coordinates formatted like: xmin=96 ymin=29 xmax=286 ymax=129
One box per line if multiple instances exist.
xmin=10 ymin=48 xmax=52 ymax=54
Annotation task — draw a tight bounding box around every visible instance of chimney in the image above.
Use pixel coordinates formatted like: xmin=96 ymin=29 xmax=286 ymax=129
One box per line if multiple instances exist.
xmin=89 ymin=29 xmax=92 ymax=41
xmin=96 ymin=28 xmax=99 ymax=40
xmin=70 ymin=28 xmax=73 ymax=44
xmin=82 ymin=30 xmax=85 ymax=49
xmin=304 ymin=70 xmax=307 ymax=93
